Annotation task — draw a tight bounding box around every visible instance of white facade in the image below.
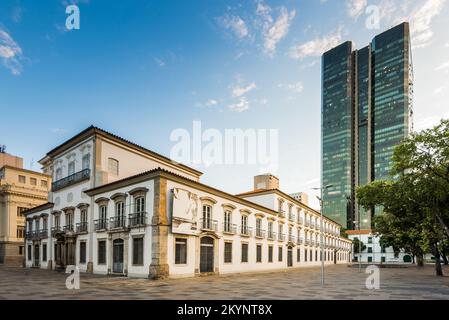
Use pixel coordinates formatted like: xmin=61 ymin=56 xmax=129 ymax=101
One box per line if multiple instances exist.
xmin=24 ymin=126 xmax=352 ymax=279
xmin=348 ymin=232 xmax=413 ymax=264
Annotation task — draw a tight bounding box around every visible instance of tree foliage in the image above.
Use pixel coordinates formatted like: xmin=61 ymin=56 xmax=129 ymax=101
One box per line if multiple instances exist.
xmin=357 ymin=119 xmax=449 ymax=276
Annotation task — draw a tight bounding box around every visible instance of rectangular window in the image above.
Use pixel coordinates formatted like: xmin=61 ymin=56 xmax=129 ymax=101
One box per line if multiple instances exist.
xmin=241 ymin=215 xmax=248 ymax=234
xmin=268 ymin=221 xmax=273 ymax=238
xmin=202 ymin=205 xmax=212 ymax=229
xmin=55 ymin=168 xmax=62 ymax=181
xmin=381 ymin=256 xmax=386 ymax=263
xmin=18 ymin=175 xmax=26 ymax=183
xmin=256 ymin=244 xmax=262 ymax=263
xmin=82 ymin=154 xmax=91 ymax=170
xmin=42 ymin=244 xmax=47 ymax=262
xmin=305 ymin=249 xmax=308 ymax=262
xmin=368 ymin=247 xmax=373 ymax=253
xmin=100 ymin=205 xmax=107 ymax=220
xmin=224 ymin=242 xmax=232 ymax=263
xmin=175 ymin=238 xmax=187 ymax=264
xmin=27 ymin=245 xmax=31 ymax=260
xmin=30 ymin=177 xmax=37 ymax=186
xmin=224 ymin=210 xmax=232 ymax=232
xmin=54 ymin=215 xmax=60 ymax=228
xmin=278 ymin=246 xmax=283 ymax=262
xmin=80 ymin=209 xmax=88 ymax=223
xmin=68 ymin=161 xmax=75 ymax=175
xmin=19 ymin=246 xmax=23 ymax=255
xmin=241 ymin=243 xmax=248 ymax=263
xmin=310 ymin=249 xmax=312 ymax=262
xmin=108 ymin=158 xmax=119 ymax=175
xmin=368 ymin=256 xmax=373 ymax=263
xmin=98 ymin=240 xmax=106 ymax=264
xmin=41 ymin=180 xmax=48 ymax=188
xmin=297 ymin=249 xmax=300 ymax=262
xmin=256 ymin=218 xmax=262 ymax=237
xmin=315 ymin=250 xmax=318 ymax=261
xmin=17 ymin=207 xmax=27 ymax=217
xmin=133 ymin=237 xmax=144 ymax=265
xmin=268 ymin=245 xmax=273 ymax=262
xmin=381 ymin=246 xmax=386 ymax=253
xmin=17 ymin=225 xmax=25 ymax=238
xmin=79 ymin=242 xmax=86 ymax=264
xmin=368 ymin=237 xmax=373 ymax=244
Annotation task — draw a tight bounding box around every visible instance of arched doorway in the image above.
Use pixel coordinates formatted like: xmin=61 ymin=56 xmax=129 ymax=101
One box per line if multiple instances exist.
xmin=287 ymin=246 xmax=293 ymax=267
xmin=113 ymin=239 xmax=124 ymax=273
xmin=200 ymin=237 xmax=214 ymax=273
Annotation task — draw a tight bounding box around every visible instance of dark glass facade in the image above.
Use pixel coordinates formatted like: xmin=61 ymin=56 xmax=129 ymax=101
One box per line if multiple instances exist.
xmin=321 ymin=22 xmax=412 ymax=229
xmin=356 ymin=45 xmax=371 ymax=227
xmin=321 ymin=42 xmax=353 ymax=225
xmin=372 ymin=23 xmax=411 ymax=181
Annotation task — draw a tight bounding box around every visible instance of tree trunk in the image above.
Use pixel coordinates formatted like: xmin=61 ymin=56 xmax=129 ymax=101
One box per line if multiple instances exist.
xmin=441 ymin=253 xmax=448 ymax=265
xmin=435 ymin=210 xmax=449 ymax=239
xmin=431 ymin=246 xmax=444 ymax=276
xmin=435 ymin=259 xmax=443 ymax=276
xmin=417 ymin=254 xmax=424 ymax=267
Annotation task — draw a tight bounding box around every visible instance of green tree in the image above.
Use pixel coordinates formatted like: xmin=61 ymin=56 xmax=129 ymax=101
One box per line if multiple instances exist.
xmin=352 ymin=237 xmax=366 ymax=254
xmin=357 ymin=119 xmax=449 ymax=276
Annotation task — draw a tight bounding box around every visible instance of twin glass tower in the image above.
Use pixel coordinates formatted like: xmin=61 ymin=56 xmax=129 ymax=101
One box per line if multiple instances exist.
xmin=321 ymin=22 xmax=413 ymax=230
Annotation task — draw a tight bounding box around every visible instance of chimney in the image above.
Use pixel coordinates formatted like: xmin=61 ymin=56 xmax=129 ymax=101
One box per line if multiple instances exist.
xmin=254 ymin=174 xmax=279 ymax=190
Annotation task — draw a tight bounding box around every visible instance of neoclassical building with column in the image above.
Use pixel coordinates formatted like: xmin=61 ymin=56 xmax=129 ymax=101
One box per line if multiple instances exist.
xmin=24 ymin=126 xmax=351 ymax=279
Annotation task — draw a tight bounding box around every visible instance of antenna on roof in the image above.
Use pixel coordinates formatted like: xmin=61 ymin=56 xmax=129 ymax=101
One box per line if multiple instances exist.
xmin=0 ymin=145 xmax=6 ymax=153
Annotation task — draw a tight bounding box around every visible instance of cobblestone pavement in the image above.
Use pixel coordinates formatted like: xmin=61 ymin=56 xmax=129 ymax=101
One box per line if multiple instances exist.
xmin=1 ymin=264 xmax=449 ymax=300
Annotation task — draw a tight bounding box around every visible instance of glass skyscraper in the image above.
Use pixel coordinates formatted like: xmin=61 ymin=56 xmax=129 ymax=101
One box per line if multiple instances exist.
xmin=321 ymin=22 xmax=413 ymax=230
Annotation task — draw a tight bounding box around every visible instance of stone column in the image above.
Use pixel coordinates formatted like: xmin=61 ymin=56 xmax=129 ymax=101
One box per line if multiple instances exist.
xmin=149 ymin=177 xmax=169 ymax=279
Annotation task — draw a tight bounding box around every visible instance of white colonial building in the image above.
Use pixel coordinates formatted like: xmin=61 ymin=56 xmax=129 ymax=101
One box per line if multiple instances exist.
xmin=347 ymin=230 xmax=414 ymax=264
xmin=24 ymin=126 xmax=352 ymax=279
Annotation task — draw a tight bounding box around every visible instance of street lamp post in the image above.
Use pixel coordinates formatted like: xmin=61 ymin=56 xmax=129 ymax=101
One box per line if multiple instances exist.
xmin=313 ymin=184 xmax=333 ymax=287
xmin=353 ymin=218 xmax=368 ymax=273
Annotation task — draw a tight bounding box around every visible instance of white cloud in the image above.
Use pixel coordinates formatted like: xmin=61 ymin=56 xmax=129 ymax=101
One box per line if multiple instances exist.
xmin=0 ymin=29 xmax=23 ymax=75
xmin=219 ymin=14 xmax=249 ymax=39
xmin=435 ymin=60 xmax=449 ymax=71
xmin=409 ymin=0 xmax=446 ymax=49
xmin=196 ymin=99 xmax=220 ymax=108
xmin=433 ymin=85 xmax=447 ymax=95
xmin=259 ymin=98 xmax=269 ymax=105
xmin=206 ymin=99 xmax=218 ymax=107
xmin=288 ymin=29 xmax=342 ymax=60
xmin=375 ymin=0 xmax=446 ymax=49
xmin=278 ymin=82 xmax=304 ymax=93
xmin=346 ymin=0 xmax=367 ymax=19
xmin=231 ymin=82 xmax=257 ymax=97
xmin=256 ymin=2 xmax=295 ymax=57
xmin=12 ymin=6 xmax=22 ymax=23
xmin=154 ymin=57 xmax=166 ymax=67
xmin=228 ymin=97 xmax=250 ymax=112
xmin=414 ymin=113 xmax=449 ymax=131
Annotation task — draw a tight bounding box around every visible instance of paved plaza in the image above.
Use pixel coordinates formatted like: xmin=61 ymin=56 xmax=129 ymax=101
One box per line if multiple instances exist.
xmin=1 ymin=264 xmax=448 ymax=300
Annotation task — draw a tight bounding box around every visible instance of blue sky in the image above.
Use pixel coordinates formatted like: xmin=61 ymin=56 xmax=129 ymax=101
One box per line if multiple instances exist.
xmin=1 ymin=0 xmax=448 ymax=209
